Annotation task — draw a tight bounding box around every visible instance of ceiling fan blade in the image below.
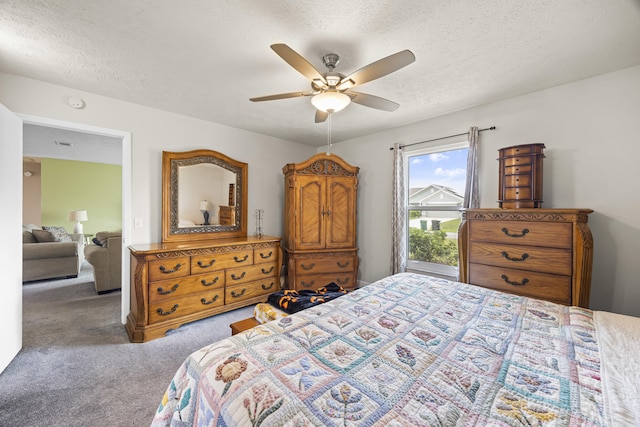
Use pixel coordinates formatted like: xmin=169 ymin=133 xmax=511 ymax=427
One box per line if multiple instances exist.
xmin=250 ymin=91 xmax=313 ymax=102
xmin=349 ymin=91 xmax=400 ymax=111
xmin=337 ymin=50 xmax=415 ymax=90
xmin=315 ymin=110 xmax=329 ymax=123
xmin=271 ymin=44 xmax=327 ymax=84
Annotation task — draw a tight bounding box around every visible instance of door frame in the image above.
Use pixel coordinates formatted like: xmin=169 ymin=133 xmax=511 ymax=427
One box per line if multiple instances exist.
xmin=19 ymin=114 xmax=132 ymax=324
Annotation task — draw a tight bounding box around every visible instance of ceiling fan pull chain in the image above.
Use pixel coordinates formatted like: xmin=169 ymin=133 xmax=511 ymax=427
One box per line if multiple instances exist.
xmin=326 ymin=112 xmax=333 ymax=155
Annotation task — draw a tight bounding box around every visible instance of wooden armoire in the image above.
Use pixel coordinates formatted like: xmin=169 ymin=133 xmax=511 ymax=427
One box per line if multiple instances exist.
xmin=283 ymin=153 xmax=359 ymax=291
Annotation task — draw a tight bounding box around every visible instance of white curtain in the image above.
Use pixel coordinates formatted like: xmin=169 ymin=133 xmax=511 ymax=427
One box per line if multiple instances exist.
xmin=391 ymin=143 xmax=407 ymax=274
xmin=463 ymin=126 xmax=480 ymax=208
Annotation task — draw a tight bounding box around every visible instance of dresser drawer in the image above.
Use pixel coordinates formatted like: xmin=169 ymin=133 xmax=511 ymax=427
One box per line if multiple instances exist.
xmin=148 ymin=289 xmax=225 ymax=324
xmin=469 ymin=220 xmax=572 ymax=248
xmin=148 ymin=257 xmax=190 ymax=282
xmin=225 ymin=278 xmax=278 ymax=303
xmin=148 ymin=272 xmax=225 ymax=303
xmin=226 ymin=262 xmax=278 ymax=285
xmin=254 ymin=246 xmax=278 ymax=264
xmin=500 ymin=145 xmax=538 ymax=156
xmin=294 ymin=273 xmax=355 ymax=290
xmin=503 ymin=174 xmax=531 ymax=187
xmin=469 ymin=263 xmax=571 ymax=304
xmin=503 ymin=187 xmax=532 ymax=200
xmin=504 ymin=164 xmax=532 ymax=175
xmin=503 ymin=155 xmax=534 ymax=168
xmin=191 ymin=249 xmax=253 ymax=272
xmin=469 ymin=242 xmax=572 ymax=276
xmin=295 ymin=256 xmax=356 ymax=274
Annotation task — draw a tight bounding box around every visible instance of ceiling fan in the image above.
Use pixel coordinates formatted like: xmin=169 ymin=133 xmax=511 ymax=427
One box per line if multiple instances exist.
xmin=250 ymin=44 xmax=416 ymax=123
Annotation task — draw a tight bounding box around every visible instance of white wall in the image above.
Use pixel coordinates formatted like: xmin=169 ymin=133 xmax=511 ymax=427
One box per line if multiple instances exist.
xmin=0 ymin=71 xmax=316 ymax=331
xmin=0 ymin=72 xmax=316 ymax=246
xmin=4 ymin=67 xmax=639 ymax=318
xmin=330 ymin=65 xmax=640 ymax=317
xmin=0 ymin=103 xmax=23 ymax=372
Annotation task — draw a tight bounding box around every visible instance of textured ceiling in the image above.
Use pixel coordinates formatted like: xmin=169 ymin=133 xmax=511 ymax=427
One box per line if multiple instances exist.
xmin=2 ymin=0 xmax=640 ymax=147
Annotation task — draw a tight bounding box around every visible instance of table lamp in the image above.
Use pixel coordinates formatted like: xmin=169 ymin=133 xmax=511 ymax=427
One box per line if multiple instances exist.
xmin=68 ymin=210 xmax=88 ymax=233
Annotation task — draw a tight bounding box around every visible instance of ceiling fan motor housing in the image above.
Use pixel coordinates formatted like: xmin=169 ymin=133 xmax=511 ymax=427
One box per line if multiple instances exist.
xmin=322 ymin=53 xmax=340 ymax=70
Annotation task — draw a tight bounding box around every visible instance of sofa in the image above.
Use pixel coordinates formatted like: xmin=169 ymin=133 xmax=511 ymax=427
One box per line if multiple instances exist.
xmin=23 ymin=225 xmax=85 ymax=282
xmin=84 ymin=231 xmax=122 ymax=294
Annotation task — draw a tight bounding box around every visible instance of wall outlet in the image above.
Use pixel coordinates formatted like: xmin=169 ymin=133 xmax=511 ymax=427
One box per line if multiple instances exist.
xmin=134 ymin=218 xmax=143 ymax=228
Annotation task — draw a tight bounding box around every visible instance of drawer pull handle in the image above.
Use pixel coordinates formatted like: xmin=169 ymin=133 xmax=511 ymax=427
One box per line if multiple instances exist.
xmin=260 ymin=251 xmax=273 ymax=259
xmin=501 ymin=274 xmax=529 ymax=287
xmin=261 ymin=266 xmax=274 ymax=274
xmin=231 ymin=288 xmax=246 ymax=298
xmin=157 ymin=284 xmax=179 ymax=295
xmin=231 ymin=272 xmax=246 ymax=281
xmin=337 ymin=261 xmax=350 ymax=268
xmin=201 ymin=277 xmax=219 ymax=287
xmin=261 ymin=282 xmax=275 ymax=290
xmin=200 ymin=295 xmax=219 ymax=305
xmin=301 ymin=263 xmax=315 ymax=271
xmin=159 ymin=263 xmax=182 ymax=274
xmin=501 ymin=227 xmax=529 ymax=238
xmin=501 ymin=251 xmax=529 ymax=262
xmin=234 ymin=255 xmax=249 ymax=263
xmin=301 ymin=280 xmax=315 ymax=288
xmin=157 ymin=304 xmax=179 ymax=316
xmin=337 ymin=277 xmax=350 ymax=285
xmin=197 ymin=259 xmax=216 ymax=268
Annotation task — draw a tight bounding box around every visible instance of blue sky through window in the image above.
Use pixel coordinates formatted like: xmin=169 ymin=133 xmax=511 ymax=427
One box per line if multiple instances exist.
xmin=408 ymin=148 xmax=468 ymax=196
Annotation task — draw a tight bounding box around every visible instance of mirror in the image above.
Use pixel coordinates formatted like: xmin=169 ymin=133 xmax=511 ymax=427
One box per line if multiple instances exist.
xmin=162 ymin=149 xmax=248 ymax=243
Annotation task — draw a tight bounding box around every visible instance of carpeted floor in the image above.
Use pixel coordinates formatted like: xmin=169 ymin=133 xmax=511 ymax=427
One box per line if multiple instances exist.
xmin=0 ymin=262 xmax=255 ymax=426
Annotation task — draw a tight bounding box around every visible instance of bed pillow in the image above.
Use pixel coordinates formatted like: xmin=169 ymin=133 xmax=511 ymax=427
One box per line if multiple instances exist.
xmin=31 ymin=229 xmax=56 ymax=243
xmin=42 ymin=226 xmax=72 ymax=242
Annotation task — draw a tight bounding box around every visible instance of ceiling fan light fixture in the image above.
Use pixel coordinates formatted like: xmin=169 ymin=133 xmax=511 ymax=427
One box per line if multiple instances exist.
xmin=311 ymin=91 xmax=351 ymax=113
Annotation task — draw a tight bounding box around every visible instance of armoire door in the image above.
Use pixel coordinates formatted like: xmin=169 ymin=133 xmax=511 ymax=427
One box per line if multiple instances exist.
xmin=325 ymin=175 xmax=357 ymax=249
xmin=294 ymin=174 xmax=326 ymax=250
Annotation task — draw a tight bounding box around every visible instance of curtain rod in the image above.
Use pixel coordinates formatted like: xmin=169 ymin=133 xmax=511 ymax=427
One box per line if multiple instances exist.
xmin=389 ymin=126 xmax=496 ymax=150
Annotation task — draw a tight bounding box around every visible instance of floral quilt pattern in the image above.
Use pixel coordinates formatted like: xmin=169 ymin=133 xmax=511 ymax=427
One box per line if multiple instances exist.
xmin=152 ymin=273 xmax=605 ymax=426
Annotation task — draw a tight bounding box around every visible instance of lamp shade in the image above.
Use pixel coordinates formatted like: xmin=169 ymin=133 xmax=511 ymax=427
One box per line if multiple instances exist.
xmin=199 ymin=200 xmax=210 ymax=211
xmin=311 ymin=91 xmax=351 ymax=113
xmin=67 ymin=210 xmax=88 ymax=222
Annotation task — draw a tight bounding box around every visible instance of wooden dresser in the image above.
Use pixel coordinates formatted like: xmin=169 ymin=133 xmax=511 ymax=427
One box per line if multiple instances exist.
xmin=458 ymin=208 xmax=593 ymax=307
xmin=283 ymin=153 xmax=359 ymax=291
xmin=126 ymin=236 xmax=281 ymax=342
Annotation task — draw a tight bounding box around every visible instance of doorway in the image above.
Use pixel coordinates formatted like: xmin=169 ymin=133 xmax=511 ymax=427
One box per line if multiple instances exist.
xmin=20 ymin=114 xmax=132 ymax=324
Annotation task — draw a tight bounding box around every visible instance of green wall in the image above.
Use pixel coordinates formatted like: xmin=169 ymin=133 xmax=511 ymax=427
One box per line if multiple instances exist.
xmin=40 ymin=159 xmax=122 ymax=235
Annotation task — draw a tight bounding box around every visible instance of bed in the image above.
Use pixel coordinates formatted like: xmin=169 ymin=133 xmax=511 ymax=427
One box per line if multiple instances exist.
xmin=151 ymin=273 xmax=640 ymax=426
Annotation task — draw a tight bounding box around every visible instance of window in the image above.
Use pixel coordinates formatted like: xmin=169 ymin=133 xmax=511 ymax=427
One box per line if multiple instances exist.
xmin=405 ymin=141 xmax=468 ymax=277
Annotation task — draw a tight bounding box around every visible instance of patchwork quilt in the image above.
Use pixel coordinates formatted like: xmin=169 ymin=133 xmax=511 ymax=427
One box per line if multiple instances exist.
xmin=151 ymin=273 xmax=609 ymax=426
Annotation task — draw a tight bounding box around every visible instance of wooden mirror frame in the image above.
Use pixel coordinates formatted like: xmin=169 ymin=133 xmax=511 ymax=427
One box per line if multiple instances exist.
xmin=161 ymin=149 xmax=248 ymax=243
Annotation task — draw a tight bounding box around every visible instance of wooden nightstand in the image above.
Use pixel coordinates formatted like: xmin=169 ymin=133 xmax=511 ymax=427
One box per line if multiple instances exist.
xmin=230 ymin=317 xmax=260 ymax=335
